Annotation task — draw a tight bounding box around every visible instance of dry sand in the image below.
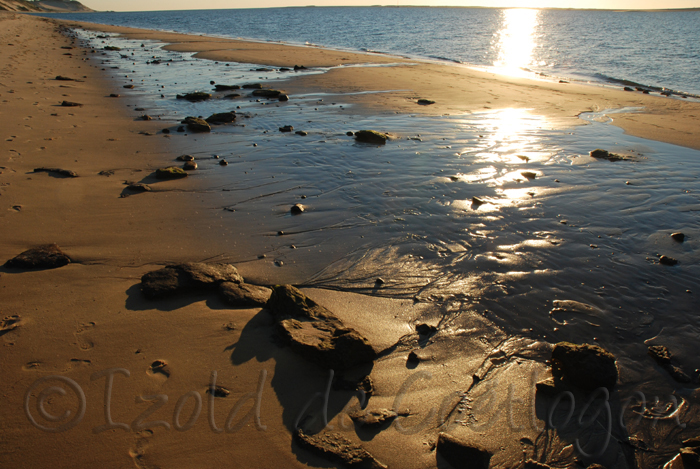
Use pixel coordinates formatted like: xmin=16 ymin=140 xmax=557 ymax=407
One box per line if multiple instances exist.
xmin=1 ymin=12 xmax=697 ymax=469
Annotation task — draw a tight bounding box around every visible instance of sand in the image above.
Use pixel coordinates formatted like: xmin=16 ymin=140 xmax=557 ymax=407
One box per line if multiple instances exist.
xmin=1 ymin=12 xmax=697 ymax=469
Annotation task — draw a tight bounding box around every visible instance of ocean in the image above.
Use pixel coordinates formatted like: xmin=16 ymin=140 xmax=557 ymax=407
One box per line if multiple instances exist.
xmin=38 ymin=7 xmax=700 ymax=96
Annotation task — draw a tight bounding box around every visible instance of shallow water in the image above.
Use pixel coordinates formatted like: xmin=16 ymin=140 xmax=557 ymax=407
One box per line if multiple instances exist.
xmin=80 ymin=31 xmax=700 ymax=465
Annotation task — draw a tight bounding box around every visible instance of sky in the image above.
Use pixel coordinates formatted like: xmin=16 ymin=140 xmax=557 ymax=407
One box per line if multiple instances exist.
xmin=77 ymin=0 xmax=700 ymax=11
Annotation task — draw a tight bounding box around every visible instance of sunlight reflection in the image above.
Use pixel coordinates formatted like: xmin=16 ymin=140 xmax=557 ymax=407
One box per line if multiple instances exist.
xmin=493 ymin=9 xmax=540 ymax=75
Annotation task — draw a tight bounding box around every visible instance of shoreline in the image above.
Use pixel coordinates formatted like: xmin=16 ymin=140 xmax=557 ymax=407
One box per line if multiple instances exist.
xmin=2 ymin=12 xmax=699 ymax=469
xmin=52 ymin=17 xmax=700 ymax=151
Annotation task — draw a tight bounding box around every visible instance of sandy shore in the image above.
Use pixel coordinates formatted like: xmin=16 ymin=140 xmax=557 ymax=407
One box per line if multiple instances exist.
xmin=2 ymin=12 xmax=698 ymax=469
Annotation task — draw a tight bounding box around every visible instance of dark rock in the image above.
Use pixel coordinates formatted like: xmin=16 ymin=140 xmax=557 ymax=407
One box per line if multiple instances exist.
xmin=61 ymin=101 xmax=83 ymax=107
xmin=671 ymin=232 xmax=685 ymax=242
xmin=176 ymin=92 xmax=212 ymax=102
xmin=177 ymin=155 xmax=195 ymax=162
xmin=681 ymin=447 xmax=700 ymax=469
xmin=242 ymin=83 xmax=263 ymax=89
xmin=183 ymin=161 xmax=197 ymax=170
xmin=205 ymin=112 xmax=236 ymax=124
xmin=141 ymin=263 xmax=243 ymax=300
xmin=684 ymin=437 xmax=700 ymax=448
xmin=219 ymin=159 xmax=228 ymax=166
xmin=648 ymin=345 xmax=692 ymax=383
xmin=252 ymin=89 xmax=282 ymax=98
xmin=521 ymin=171 xmax=537 ymax=179
xmin=141 ymin=114 xmax=152 ymax=121
xmin=355 ymin=130 xmax=388 ymax=145
xmin=55 ymin=75 xmax=75 ymax=81
xmin=162 ymin=128 xmax=170 ymax=134
xmin=291 ymin=203 xmax=305 ymax=214
xmin=34 ymin=167 xmax=78 ymax=178
xmin=278 ymin=94 xmax=289 ymax=102
xmin=346 ymin=131 xmax=354 ymax=137
xmin=224 ymin=93 xmax=241 ymax=99
xmin=149 ymin=359 xmax=170 ymax=377
xmin=349 ymin=409 xmax=397 ymax=427
xmin=589 ymin=149 xmax=627 ymax=162
xmin=535 ymin=377 xmax=558 ymax=396
xmin=219 ymin=282 xmax=272 ymax=307
xmin=123 ymin=84 xmax=134 ymax=89
xmin=98 ymin=170 xmax=114 ymax=176
xmin=104 ymin=46 xmax=121 ymax=51
xmin=436 ymin=432 xmax=492 ymax=469
xmin=417 ymin=99 xmax=435 ymax=105
xmin=279 ymin=125 xmax=294 ymax=133
xmin=407 ymin=351 xmax=421 ymax=363
xmin=551 ymin=342 xmax=618 ymax=392
xmin=295 ymin=130 xmax=308 ymax=136
xmin=214 ymin=84 xmax=240 ymax=91
xmin=624 ymin=86 xmax=634 ymax=91
xmin=471 ymin=196 xmax=485 ymax=206
xmin=294 ymin=65 xmax=307 ymax=70
xmin=183 ymin=116 xmax=211 ymax=132
xmin=177 ymin=126 xmax=185 ymax=132
xmin=155 ymin=167 xmax=188 ymax=180
xmin=416 ymin=323 xmax=437 ymax=335
xmin=109 ymin=94 xmax=120 ymax=97
xmin=206 ymin=385 xmax=230 ymax=398
xmin=294 ymin=429 xmax=387 ymax=469
xmin=4 ymin=244 xmax=71 ymax=269
xmin=659 ymin=255 xmax=678 ymax=266
xmin=266 ymin=285 xmax=377 ymax=370
xmin=375 ymin=278 xmax=385 ymax=285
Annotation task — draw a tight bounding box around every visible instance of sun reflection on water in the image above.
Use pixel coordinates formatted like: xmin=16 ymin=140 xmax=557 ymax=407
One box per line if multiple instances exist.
xmin=493 ymin=9 xmax=540 ymax=76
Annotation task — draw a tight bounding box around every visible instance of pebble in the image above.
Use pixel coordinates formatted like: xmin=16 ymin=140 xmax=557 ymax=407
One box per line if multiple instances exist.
xmin=671 ymin=232 xmax=685 ymax=242
xmin=291 ymin=203 xmax=305 ymax=215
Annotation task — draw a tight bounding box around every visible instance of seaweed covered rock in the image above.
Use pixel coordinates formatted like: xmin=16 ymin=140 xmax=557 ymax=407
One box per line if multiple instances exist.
xmin=4 ymin=244 xmax=71 ymax=269
xmin=589 ymin=149 xmax=627 ymax=162
xmin=266 ymin=285 xmax=377 ymax=370
xmin=141 ymin=263 xmax=243 ymax=300
xmin=205 ymin=112 xmax=236 ymax=124
xmin=155 ymin=167 xmax=188 ymax=180
xmin=214 ymin=84 xmax=240 ymax=91
xmin=355 ymin=130 xmax=389 ymax=145
xmin=176 ymin=92 xmax=212 ymax=102
xmin=551 ymin=342 xmax=618 ymax=392
xmin=252 ymin=89 xmax=282 ymax=98
xmin=294 ymin=429 xmax=387 ymax=469
xmin=436 ymin=432 xmax=492 ymax=469
xmin=183 ymin=117 xmax=211 ymax=132
xmin=219 ymin=282 xmax=271 ymax=307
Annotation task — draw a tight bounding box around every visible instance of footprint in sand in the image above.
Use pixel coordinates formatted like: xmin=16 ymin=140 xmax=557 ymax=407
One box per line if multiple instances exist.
xmin=147 ymin=360 xmax=171 ymax=379
xmin=74 ymin=321 xmax=95 ymax=351
xmin=129 ymin=430 xmax=156 ymax=469
xmin=22 ymin=360 xmax=42 ymax=371
xmin=64 ymin=358 xmax=92 ymax=371
xmin=0 ymin=314 xmax=22 ymax=336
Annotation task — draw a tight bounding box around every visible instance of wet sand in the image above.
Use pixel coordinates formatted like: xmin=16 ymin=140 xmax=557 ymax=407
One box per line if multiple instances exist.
xmin=2 ymin=12 xmax=699 ymax=469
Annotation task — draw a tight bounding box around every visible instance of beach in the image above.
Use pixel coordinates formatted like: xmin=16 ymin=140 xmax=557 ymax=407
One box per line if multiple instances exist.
xmin=1 ymin=11 xmax=699 ymax=469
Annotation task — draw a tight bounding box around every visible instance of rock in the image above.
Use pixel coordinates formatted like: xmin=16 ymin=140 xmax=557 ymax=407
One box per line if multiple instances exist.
xmin=219 ymin=282 xmax=272 ymax=307
xmin=4 ymin=244 xmax=71 ymax=269
xmin=407 ymin=351 xmax=421 ymax=363
xmin=294 ymin=65 xmax=307 ymax=70
xmin=162 ymin=128 xmax=170 ymax=134
xmin=671 ymin=232 xmax=685 ymax=242
xmin=417 ymin=99 xmax=435 ymax=105
xmin=551 ymin=342 xmax=618 ymax=392
xmin=242 ymin=83 xmax=263 ymax=89
xmin=183 ymin=117 xmax=211 ymax=132
xmin=61 ymin=100 xmax=83 ymax=107
xmin=149 ymin=360 xmax=171 ymax=377
xmin=125 ymin=183 xmax=151 ymax=192
xmin=295 ymin=130 xmax=308 ymax=136
xmin=183 ymin=161 xmax=197 ymax=170
xmin=177 ymin=155 xmax=195 ymax=162
xmin=659 ymin=255 xmax=678 ymax=266
xmin=141 ymin=114 xmax=152 ymax=121
xmin=214 ymin=84 xmax=240 ymax=91
xmin=416 ymin=323 xmax=437 ymax=335
xmin=155 ymin=167 xmax=188 ymax=180
xmin=141 ymin=263 xmax=243 ymax=300
xmin=348 ymin=409 xmax=397 ymax=427
xmin=291 ymin=203 xmax=305 ymax=214
xmin=224 ymin=93 xmax=241 ymax=99
xmin=278 ymin=94 xmax=289 ymax=102
xmin=55 ymin=75 xmax=75 ymax=81
xmin=589 ymin=149 xmax=626 ymax=162
xmin=177 ymin=126 xmax=185 ymax=132
xmin=176 ymin=92 xmax=212 ymax=102
xmin=109 ymin=94 xmax=120 ymax=97
xmin=123 ymin=84 xmax=134 ymax=89
xmin=355 ymin=130 xmax=388 ymax=145
xmin=471 ymin=196 xmax=485 ymax=206
xmin=219 ymin=159 xmax=228 ymax=166
xmin=33 ymin=167 xmax=78 ymax=178
xmin=624 ymin=86 xmax=634 ymax=91
xmin=266 ymin=285 xmax=377 ymax=370
xmin=436 ymin=432 xmax=492 ymax=469
xmin=104 ymin=46 xmax=121 ymax=51
xmin=346 ymin=131 xmax=354 ymax=136
xmin=521 ymin=171 xmax=537 ymax=179
xmin=279 ymin=125 xmax=294 ymax=133
xmin=294 ymin=429 xmax=387 ymax=469
xmin=252 ymin=89 xmax=282 ymax=98
xmin=681 ymin=447 xmax=700 ymax=469
xmin=205 ymin=112 xmax=236 ymax=124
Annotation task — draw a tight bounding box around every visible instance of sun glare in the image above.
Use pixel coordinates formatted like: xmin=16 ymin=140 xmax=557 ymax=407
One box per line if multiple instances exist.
xmin=493 ymin=8 xmax=540 ymax=75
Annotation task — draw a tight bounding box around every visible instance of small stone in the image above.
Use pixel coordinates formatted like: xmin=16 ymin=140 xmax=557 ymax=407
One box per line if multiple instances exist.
xmin=671 ymin=232 xmax=685 ymax=242
xmin=375 ymin=278 xmax=385 ymax=285
xmin=155 ymin=167 xmax=187 ymax=180
xmin=279 ymin=125 xmax=294 ymax=132
xmin=162 ymin=128 xmax=170 ymax=134
xmin=295 ymin=130 xmax=308 ymax=136
xmin=291 ymin=203 xmax=305 ymax=214
xmin=355 ymin=130 xmax=388 ymax=145
xmin=659 ymin=255 xmax=678 ymax=266
xmin=471 ymin=196 xmax=484 ymax=206
xmin=177 ymin=155 xmax=195 ymax=161
xmin=219 ymin=159 xmax=228 ymax=166
xmin=183 ymin=161 xmax=197 ymax=170
xmin=521 ymin=171 xmax=537 ymax=179
xmin=416 ymin=323 xmax=437 ymax=335
xmin=417 ymin=99 xmax=435 ymax=105
xmin=278 ymin=94 xmax=289 ymax=102
xmin=346 ymin=131 xmax=354 ymax=136
xmin=141 ymin=114 xmax=152 ymax=120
